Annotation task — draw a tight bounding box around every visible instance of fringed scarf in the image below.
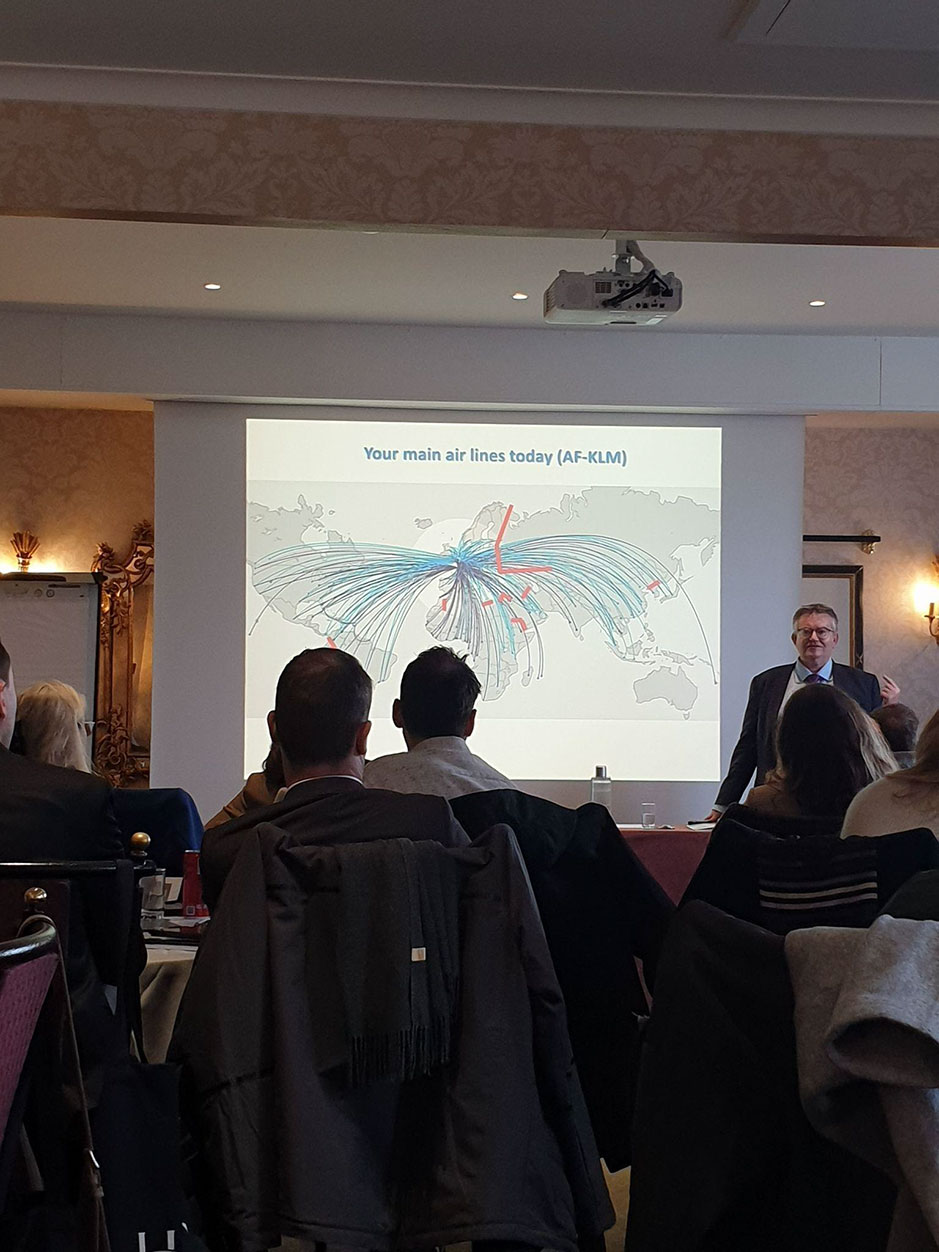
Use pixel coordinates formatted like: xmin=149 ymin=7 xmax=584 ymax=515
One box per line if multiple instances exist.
xmin=322 ymin=838 xmax=462 ymax=1088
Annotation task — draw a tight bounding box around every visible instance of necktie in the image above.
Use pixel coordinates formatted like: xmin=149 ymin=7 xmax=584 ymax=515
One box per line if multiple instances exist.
xmin=803 ymin=673 xmax=826 ymax=684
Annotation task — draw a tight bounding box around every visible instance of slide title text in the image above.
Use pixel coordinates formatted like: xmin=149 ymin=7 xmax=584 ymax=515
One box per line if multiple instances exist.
xmin=363 ymin=444 xmax=628 ymax=468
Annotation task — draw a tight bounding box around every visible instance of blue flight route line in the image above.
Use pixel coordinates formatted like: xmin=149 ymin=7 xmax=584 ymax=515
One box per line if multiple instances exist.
xmin=251 ymin=529 xmax=712 ymax=697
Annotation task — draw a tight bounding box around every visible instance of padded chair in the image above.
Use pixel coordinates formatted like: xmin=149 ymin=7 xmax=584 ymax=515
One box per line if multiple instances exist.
xmin=172 ymin=825 xmax=613 ymax=1252
xmin=0 ymin=860 xmax=146 ymax=1081
xmin=0 ymin=919 xmax=58 ymax=1140
xmin=681 ymin=814 xmax=939 ymax=934
xmin=113 ymin=787 xmax=203 ymax=876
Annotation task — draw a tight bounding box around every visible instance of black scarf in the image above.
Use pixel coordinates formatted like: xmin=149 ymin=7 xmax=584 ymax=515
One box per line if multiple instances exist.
xmin=317 ymin=838 xmax=462 ymax=1087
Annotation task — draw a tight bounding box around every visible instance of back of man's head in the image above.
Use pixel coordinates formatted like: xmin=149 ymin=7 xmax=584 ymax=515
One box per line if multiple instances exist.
xmin=274 ymin=647 xmax=372 ymax=771
xmin=0 ymin=638 xmax=10 ymax=686
xmin=398 ymin=647 xmax=481 ymax=741
xmin=872 ymin=703 xmax=919 ymax=754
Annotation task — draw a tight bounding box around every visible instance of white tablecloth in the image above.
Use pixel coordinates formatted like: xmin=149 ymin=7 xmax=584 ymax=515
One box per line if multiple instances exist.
xmin=140 ymin=943 xmax=197 ymax=1063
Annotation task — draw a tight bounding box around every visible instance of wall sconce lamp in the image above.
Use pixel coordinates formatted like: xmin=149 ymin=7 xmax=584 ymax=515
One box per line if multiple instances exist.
xmin=914 ymin=558 xmax=939 ymax=646
xmin=10 ymin=531 xmax=40 ymax=573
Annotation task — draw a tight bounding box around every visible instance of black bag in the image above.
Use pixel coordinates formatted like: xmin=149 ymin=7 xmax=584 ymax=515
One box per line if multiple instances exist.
xmin=90 ymin=1058 xmax=205 ymax=1252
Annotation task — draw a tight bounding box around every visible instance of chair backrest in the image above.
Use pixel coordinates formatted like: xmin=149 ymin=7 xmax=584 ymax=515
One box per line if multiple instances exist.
xmin=682 ymin=817 xmax=939 ymax=935
xmin=0 ymin=920 xmax=58 ymax=1144
xmin=721 ymin=801 xmax=843 ymax=840
xmin=113 ymin=786 xmax=203 ymax=875
xmin=0 ymin=861 xmax=144 ymax=1074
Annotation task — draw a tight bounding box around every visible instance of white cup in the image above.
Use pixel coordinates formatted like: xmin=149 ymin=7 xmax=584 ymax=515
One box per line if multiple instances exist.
xmin=140 ymin=869 xmax=166 ymax=926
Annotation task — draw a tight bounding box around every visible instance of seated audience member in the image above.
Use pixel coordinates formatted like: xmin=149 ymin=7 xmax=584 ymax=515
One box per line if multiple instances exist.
xmin=15 ymin=679 xmax=92 ymax=772
xmin=205 ymin=741 xmax=285 ymax=829
xmin=0 ymin=637 xmax=123 ymax=860
xmin=842 ymin=708 xmax=939 ymax=839
xmin=201 ymin=647 xmax=470 ymax=909
xmin=363 ymin=646 xmax=515 ymax=799
xmin=745 ymin=684 xmax=896 ymax=822
xmin=871 ymin=702 xmax=919 ymax=769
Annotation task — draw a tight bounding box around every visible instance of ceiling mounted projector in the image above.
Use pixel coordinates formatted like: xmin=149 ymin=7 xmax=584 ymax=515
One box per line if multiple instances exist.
xmin=544 ymin=239 xmax=682 ymax=326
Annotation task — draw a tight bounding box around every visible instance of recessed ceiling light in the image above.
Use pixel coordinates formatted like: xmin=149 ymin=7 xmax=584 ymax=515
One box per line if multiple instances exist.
xmin=512 ymin=291 xmax=529 ymax=301
xmin=204 ymin=282 xmax=222 ymax=291
xmin=361 ymin=230 xmax=379 ymax=235
xmin=808 ymin=299 xmax=826 ymax=307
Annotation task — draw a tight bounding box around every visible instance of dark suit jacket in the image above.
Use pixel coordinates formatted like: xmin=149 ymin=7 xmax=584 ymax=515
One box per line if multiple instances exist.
xmin=201 ymin=775 xmax=470 ymax=911
xmin=715 ymin=662 xmax=882 ymax=808
xmin=0 ymin=745 xmax=123 ymax=862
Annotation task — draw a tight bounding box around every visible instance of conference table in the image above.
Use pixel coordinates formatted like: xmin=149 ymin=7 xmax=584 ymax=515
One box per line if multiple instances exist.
xmin=618 ymin=824 xmax=712 ymax=903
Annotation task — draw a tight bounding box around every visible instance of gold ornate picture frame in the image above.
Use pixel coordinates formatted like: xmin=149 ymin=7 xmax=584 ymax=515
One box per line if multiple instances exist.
xmin=92 ymin=521 xmax=154 ymax=786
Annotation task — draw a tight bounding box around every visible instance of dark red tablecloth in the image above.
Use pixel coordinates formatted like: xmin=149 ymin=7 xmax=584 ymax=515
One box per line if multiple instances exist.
xmin=620 ymin=827 xmax=711 ymax=904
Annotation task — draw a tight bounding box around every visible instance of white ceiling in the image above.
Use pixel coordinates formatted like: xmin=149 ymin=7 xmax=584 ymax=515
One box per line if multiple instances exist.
xmin=2 ymin=216 xmax=939 ymax=335
xmin=2 ymin=0 xmax=939 ymax=100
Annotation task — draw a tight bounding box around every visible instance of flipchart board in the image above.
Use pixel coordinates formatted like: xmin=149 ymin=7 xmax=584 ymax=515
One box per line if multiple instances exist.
xmin=0 ymin=575 xmax=101 ymax=718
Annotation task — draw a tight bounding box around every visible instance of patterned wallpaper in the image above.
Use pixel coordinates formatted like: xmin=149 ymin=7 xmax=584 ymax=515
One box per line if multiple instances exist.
xmin=0 ymin=406 xmax=153 ymax=573
xmin=2 ymin=99 xmax=939 ymax=242
xmin=803 ymin=425 xmax=939 ymax=723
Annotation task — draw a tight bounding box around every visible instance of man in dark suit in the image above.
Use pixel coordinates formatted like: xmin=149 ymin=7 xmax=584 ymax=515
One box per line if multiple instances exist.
xmin=705 ymin=604 xmax=899 ymax=818
xmin=0 ymin=637 xmax=123 ymax=860
xmin=202 ymin=646 xmax=470 ymax=910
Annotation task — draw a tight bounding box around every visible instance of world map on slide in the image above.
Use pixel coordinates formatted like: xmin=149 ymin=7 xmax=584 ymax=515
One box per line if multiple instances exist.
xmin=247 ymin=483 xmax=719 ymax=722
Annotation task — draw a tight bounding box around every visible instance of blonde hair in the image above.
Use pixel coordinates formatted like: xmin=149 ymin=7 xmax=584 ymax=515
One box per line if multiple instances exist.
xmin=893 ymin=708 xmax=939 ymax=787
xmin=858 ymin=709 xmax=898 ymax=782
xmin=17 ymin=681 xmax=91 ymax=772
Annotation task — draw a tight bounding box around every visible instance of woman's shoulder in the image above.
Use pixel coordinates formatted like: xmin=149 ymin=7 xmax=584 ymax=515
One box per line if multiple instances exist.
xmin=746 ymin=780 xmax=799 ymax=816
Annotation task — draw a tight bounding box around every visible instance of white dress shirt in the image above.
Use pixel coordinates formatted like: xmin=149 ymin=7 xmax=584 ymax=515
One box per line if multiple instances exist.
xmin=779 ymin=657 xmax=834 ymax=717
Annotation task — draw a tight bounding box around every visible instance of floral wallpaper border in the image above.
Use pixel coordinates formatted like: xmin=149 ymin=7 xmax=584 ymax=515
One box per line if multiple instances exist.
xmin=1 ymin=100 xmax=939 ymax=241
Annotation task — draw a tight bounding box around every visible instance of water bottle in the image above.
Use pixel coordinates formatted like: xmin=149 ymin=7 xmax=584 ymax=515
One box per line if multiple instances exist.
xmin=590 ymin=765 xmax=614 ymax=816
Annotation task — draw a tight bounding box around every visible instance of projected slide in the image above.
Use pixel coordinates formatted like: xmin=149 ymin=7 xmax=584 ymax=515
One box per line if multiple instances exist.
xmin=246 ymin=419 xmax=720 ymax=781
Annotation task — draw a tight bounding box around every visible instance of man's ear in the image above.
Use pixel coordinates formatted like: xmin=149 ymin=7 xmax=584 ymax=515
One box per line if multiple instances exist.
xmin=0 ymin=678 xmax=7 ymax=724
xmin=355 ymin=721 xmax=371 ymax=757
xmin=392 ymin=699 xmax=404 ymax=729
xmin=464 ymin=708 xmax=477 ymax=739
xmin=267 ymin=709 xmax=277 ymax=742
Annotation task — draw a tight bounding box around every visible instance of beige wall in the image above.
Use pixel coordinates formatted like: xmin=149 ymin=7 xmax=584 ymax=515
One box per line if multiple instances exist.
xmin=0 ymin=406 xmax=153 ymax=573
xmin=803 ymin=425 xmax=939 ymax=724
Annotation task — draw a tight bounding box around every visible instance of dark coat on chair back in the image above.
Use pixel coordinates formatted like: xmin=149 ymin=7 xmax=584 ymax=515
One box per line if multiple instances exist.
xmin=200 ymin=776 xmax=469 ymax=912
xmin=451 ymin=788 xmax=673 ymax=1170
xmin=715 ymin=662 xmax=882 ymax=808
xmin=171 ymin=824 xmax=614 ymax=1252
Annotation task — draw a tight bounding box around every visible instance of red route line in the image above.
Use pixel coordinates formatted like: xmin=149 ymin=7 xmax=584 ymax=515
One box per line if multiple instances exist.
xmin=494 ymin=504 xmax=552 ymax=575
xmin=437 ymin=506 xmax=543 ymax=630
xmin=327 ymin=636 xmax=337 ymax=648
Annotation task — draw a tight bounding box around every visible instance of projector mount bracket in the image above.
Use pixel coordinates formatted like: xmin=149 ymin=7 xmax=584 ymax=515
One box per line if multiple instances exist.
xmin=603 ymin=239 xmax=675 ymax=309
